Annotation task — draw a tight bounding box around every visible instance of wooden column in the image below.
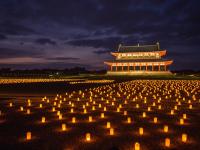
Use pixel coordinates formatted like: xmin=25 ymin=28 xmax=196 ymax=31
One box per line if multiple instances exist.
xmin=116 ymin=66 xmax=118 ymax=71
xmin=152 ymin=65 xmax=154 ymax=71
xmin=133 ymin=65 xmax=135 ymax=71
xmin=164 ymin=65 xmax=167 ymax=71
xmin=122 ymin=65 xmax=123 ymax=71
xmin=139 ymin=65 xmax=141 ymax=71
xmin=110 ymin=66 xmax=112 ymax=71
xmin=159 ymin=65 xmax=160 ymax=71
xmin=145 ymin=65 xmax=147 ymax=71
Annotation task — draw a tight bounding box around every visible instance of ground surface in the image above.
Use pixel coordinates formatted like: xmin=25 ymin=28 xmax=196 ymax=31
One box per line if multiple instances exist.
xmin=0 ymin=78 xmax=200 ymax=150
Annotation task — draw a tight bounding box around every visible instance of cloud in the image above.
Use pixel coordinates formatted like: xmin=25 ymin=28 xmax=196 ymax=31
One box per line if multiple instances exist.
xmin=0 ymin=21 xmax=36 ymax=35
xmin=35 ymin=38 xmax=57 ymax=45
xmin=46 ymin=57 xmax=80 ymax=61
xmin=0 ymin=34 xmax=7 ymax=40
xmin=93 ymin=50 xmax=111 ymax=55
xmin=67 ymin=37 xmax=123 ymax=49
xmin=0 ymin=47 xmax=43 ymax=58
xmin=0 ymin=0 xmax=200 ymax=70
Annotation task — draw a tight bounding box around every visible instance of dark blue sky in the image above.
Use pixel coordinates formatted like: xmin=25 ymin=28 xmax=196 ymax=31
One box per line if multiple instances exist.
xmin=0 ymin=0 xmax=200 ymax=70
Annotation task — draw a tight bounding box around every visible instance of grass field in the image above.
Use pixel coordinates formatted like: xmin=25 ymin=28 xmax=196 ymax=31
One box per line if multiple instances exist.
xmin=0 ymin=76 xmax=200 ymax=150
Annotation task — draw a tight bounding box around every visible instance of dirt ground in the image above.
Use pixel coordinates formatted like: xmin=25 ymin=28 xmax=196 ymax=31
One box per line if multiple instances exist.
xmin=0 ymin=80 xmax=200 ymax=150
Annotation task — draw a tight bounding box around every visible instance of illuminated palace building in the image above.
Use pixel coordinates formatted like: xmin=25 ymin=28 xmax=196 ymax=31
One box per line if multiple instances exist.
xmin=104 ymin=42 xmax=173 ymax=75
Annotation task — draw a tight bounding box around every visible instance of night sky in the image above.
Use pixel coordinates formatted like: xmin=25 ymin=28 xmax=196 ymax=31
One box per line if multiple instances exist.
xmin=0 ymin=0 xmax=200 ymax=70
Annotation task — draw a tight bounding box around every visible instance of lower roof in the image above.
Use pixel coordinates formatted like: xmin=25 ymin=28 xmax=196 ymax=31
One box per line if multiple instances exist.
xmin=105 ymin=59 xmax=172 ymax=63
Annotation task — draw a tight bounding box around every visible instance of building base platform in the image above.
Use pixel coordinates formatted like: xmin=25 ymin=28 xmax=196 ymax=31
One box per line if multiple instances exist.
xmin=106 ymin=71 xmax=173 ymax=76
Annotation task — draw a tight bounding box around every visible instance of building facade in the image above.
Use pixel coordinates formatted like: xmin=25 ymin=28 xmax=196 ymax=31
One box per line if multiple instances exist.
xmin=104 ymin=42 xmax=173 ymax=75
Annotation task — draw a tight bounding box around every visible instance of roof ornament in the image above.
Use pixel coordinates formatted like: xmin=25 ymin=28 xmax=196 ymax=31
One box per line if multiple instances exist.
xmin=156 ymin=42 xmax=160 ymax=50
xmin=118 ymin=44 xmax=122 ymax=51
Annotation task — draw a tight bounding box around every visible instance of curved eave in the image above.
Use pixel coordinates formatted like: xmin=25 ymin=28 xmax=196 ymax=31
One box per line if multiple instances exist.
xmin=104 ymin=60 xmax=173 ymax=66
xmin=111 ymin=50 xmax=167 ymax=57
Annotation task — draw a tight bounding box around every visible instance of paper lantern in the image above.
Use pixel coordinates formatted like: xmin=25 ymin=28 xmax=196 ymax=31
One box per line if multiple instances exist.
xmin=72 ymin=117 xmax=76 ymax=123
xmin=182 ymin=133 xmax=187 ymax=142
xmin=26 ymin=132 xmax=31 ymax=140
xmin=62 ymin=123 xmax=66 ymax=131
xmin=164 ymin=125 xmax=168 ymax=133
xmin=123 ymin=111 xmax=127 ymax=116
xmin=165 ymin=138 xmax=170 ymax=147
xmin=39 ymin=104 xmax=42 ymax=108
xmin=117 ymin=108 xmax=120 ymax=112
xmin=110 ymin=128 xmax=114 ymax=135
xmin=134 ymin=142 xmax=140 ymax=150
xmin=41 ymin=117 xmax=46 ymax=123
xmin=183 ymin=114 xmax=187 ymax=119
xmin=9 ymin=102 xmax=13 ymax=107
xmin=106 ymin=122 xmax=111 ymax=128
xmin=180 ymin=118 xmax=184 ymax=125
xmin=27 ymin=109 xmax=30 ymax=114
xmin=20 ymin=106 xmax=24 ymax=111
xmin=170 ymin=110 xmax=174 ymax=115
xmin=52 ymin=107 xmax=55 ymax=112
xmin=59 ymin=114 xmax=62 ymax=120
xmin=101 ymin=113 xmax=105 ymax=118
xmin=153 ymin=117 xmax=158 ymax=123
xmin=89 ymin=116 xmax=92 ymax=122
xmin=139 ymin=127 xmax=143 ymax=135
xmin=86 ymin=133 xmax=91 ymax=141
xmin=142 ymin=112 xmax=146 ymax=118
xmin=127 ymin=117 xmax=131 ymax=123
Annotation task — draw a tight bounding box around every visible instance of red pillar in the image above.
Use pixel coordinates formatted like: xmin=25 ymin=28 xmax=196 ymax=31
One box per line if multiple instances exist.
xmin=128 ymin=64 xmax=130 ymax=71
